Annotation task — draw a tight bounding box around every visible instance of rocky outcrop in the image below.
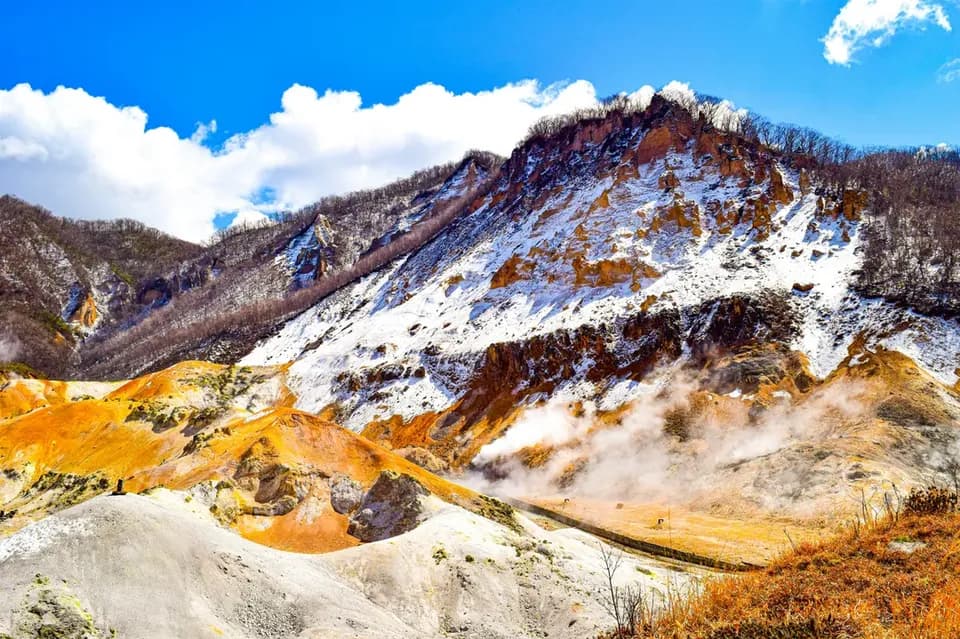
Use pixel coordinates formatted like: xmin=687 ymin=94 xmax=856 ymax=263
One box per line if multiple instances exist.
xmin=490 ymin=254 xmax=534 ymax=289
xmin=571 ymin=256 xmax=660 ymax=289
xmin=394 ymin=447 xmax=449 ymax=474
xmin=9 ymin=584 xmax=104 ymax=639
xmin=702 ymin=344 xmax=815 ymax=396
xmin=329 ymin=475 xmax=364 ymax=515
xmin=65 ymin=291 xmax=99 ymax=328
xmin=687 ymin=295 xmax=797 ymax=361
xmin=233 ymin=438 xmax=308 ymax=517
xmin=137 ymin=257 xmax=216 ymax=309
xmin=347 ymin=471 xmax=429 ymax=542
xmin=336 ymin=362 xmax=426 ymax=393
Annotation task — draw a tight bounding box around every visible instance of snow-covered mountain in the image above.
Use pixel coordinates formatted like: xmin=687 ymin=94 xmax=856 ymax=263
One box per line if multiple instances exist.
xmin=244 ymin=94 xmax=957 ymax=433
xmin=3 ymin=86 xmax=960 ymax=639
xmin=0 ymin=154 xmax=496 ymax=379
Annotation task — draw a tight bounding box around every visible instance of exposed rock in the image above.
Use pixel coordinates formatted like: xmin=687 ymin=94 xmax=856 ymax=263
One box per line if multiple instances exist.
xmin=658 ymin=170 xmax=680 ymax=190
xmin=394 ymin=447 xmax=449 ymax=474
xmin=792 ymin=282 xmax=815 ymax=293
xmin=10 ymin=585 xmax=103 ymax=639
xmin=649 ymin=195 xmax=703 ymax=237
xmin=635 ymin=125 xmax=680 ymax=165
xmin=65 ymin=291 xmax=99 ymax=329
xmin=687 ymin=295 xmax=796 ymax=361
xmin=769 ymin=168 xmax=794 ymax=205
xmin=347 ymin=471 xmax=429 ymax=542
xmin=489 ymin=254 xmax=533 ymax=289
xmin=703 ymin=345 xmax=814 ymax=396
xmin=887 ymin=540 xmax=927 ymax=554
xmin=841 ymin=189 xmax=868 ymax=220
xmin=248 ymin=495 xmax=299 ymax=517
xmin=329 ymin=475 xmax=364 ymax=515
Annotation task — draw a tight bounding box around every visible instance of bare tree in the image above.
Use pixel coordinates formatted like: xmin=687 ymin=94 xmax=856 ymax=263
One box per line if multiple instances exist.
xmin=598 ymin=543 xmax=651 ymax=638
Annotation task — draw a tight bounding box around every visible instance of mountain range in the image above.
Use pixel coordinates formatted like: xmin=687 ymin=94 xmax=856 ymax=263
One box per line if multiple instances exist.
xmin=1 ymin=88 xmax=959 ymax=638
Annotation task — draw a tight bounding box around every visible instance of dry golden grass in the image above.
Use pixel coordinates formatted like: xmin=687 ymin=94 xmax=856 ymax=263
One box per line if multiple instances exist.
xmin=536 ymin=497 xmax=825 ymax=567
xmin=628 ymin=509 xmax=960 ymax=638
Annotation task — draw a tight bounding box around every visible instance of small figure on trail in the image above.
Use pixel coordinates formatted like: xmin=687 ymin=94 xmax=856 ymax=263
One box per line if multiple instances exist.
xmin=112 ymin=478 xmax=125 ymax=495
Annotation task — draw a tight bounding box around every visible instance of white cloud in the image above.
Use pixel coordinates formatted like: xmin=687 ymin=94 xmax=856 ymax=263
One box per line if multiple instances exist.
xmin=659 ymin=81 xmax=698 ymax=111
xmin=822 ymin=0 xmax=952 ymax=65
xmin=0 ymin=80 xmax=599 ymax=242
xmin=938 ymin=57 xmax=960 ymax=81
xmin=227 ymin=208 xmax=271 ymax=229
xmin=0 ymin=136 xmax=48 ymax=161
xmin=190 ymin=119 xmax=217 ymax=144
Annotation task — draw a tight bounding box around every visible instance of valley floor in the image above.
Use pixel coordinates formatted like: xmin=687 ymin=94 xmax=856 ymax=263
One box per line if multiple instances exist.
xmin=0 ymin=489 xmax=708 ymax=639
xmin=528 ymin=497 xmax=827 ymax=568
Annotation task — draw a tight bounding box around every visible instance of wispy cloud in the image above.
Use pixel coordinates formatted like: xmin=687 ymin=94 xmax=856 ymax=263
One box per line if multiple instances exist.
xmin=822 ymin=0 xmax=952 ymax=65
xmin=938 ymin=57 xmax=960 ymax=81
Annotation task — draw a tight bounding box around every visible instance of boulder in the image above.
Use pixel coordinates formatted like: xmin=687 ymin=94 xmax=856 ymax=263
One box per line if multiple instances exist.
xmin=10 ymin=585 xmax=103 ymax=639
xmin=347 ymin=471 xmax=428 ymax=542
xmin=329 ymin=475 xmax=364 ymax=515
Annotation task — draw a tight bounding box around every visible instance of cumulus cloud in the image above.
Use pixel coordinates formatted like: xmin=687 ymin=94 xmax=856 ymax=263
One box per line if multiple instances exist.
xmin=190 ymin=119 xmax=217 ymax=144
xmin=822 ymin=0 xmax=952 ymax=65
xmin=0 ymin=80 xmax=599 ymax=242
xmin=938 ymin=57 xmax=960 ymax=82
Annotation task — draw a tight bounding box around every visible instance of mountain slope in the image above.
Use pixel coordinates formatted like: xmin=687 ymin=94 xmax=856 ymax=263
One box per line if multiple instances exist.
xmin=3 ymin=86 xmax=960 ymax=639
xmin=0 ymin=196 xmax=201 ymax=375
xmin=75 ymin=152 xmax=497 ymax=379
xmin=0 ymin=153 xmax=499 ymax=379
xmin=0 ymin=361 xmax=704 ymax=639
xmin=0 ymin=361 xmax=503 ymax=553
xmin=242 ymin=92 xmax=960 ymax=521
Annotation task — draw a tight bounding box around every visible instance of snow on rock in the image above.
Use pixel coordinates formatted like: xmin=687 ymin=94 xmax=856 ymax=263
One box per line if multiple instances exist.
xmin=244 ymin=110 xmax=960 ymax=435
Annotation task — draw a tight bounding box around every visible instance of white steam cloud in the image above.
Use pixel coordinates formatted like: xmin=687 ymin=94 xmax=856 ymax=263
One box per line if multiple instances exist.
xmin=468 ymin=376 xmax=869 ymax=513
xmin=0 ymin=333 xmax=21 ymax=363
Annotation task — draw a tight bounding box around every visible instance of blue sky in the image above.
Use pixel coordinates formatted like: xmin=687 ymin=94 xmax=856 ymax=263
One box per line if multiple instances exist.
xmin=5 ymin=0 xmax=957 ymax=146
xmin=1 ymin=0 xmax=958 ymax=239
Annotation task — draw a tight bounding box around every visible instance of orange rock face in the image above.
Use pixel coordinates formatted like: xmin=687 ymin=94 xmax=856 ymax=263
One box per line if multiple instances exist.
xmin=571 ymin=256 xmax=660 ymax=290
xmin=658 ymin=171 xmax=681 ymax=190
xmin=769 ymin=169 xmax=794 ymax=205
xmin=569 ymin=119 xmax=617 ymax=153
xmin=0 ymin=362 xmax=479 ymax=553
xmin=67 ymin=293 xmax=99 ymax=327
xmin=841 ymin=189 xmax=868 ymax=221
xmin=634 ymin=126 xmax=678 ymax=165
xmin=489 ymin=254 xmax=535 ymax=289
xmin=649 ymin=196 xmax=703 ymax=237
